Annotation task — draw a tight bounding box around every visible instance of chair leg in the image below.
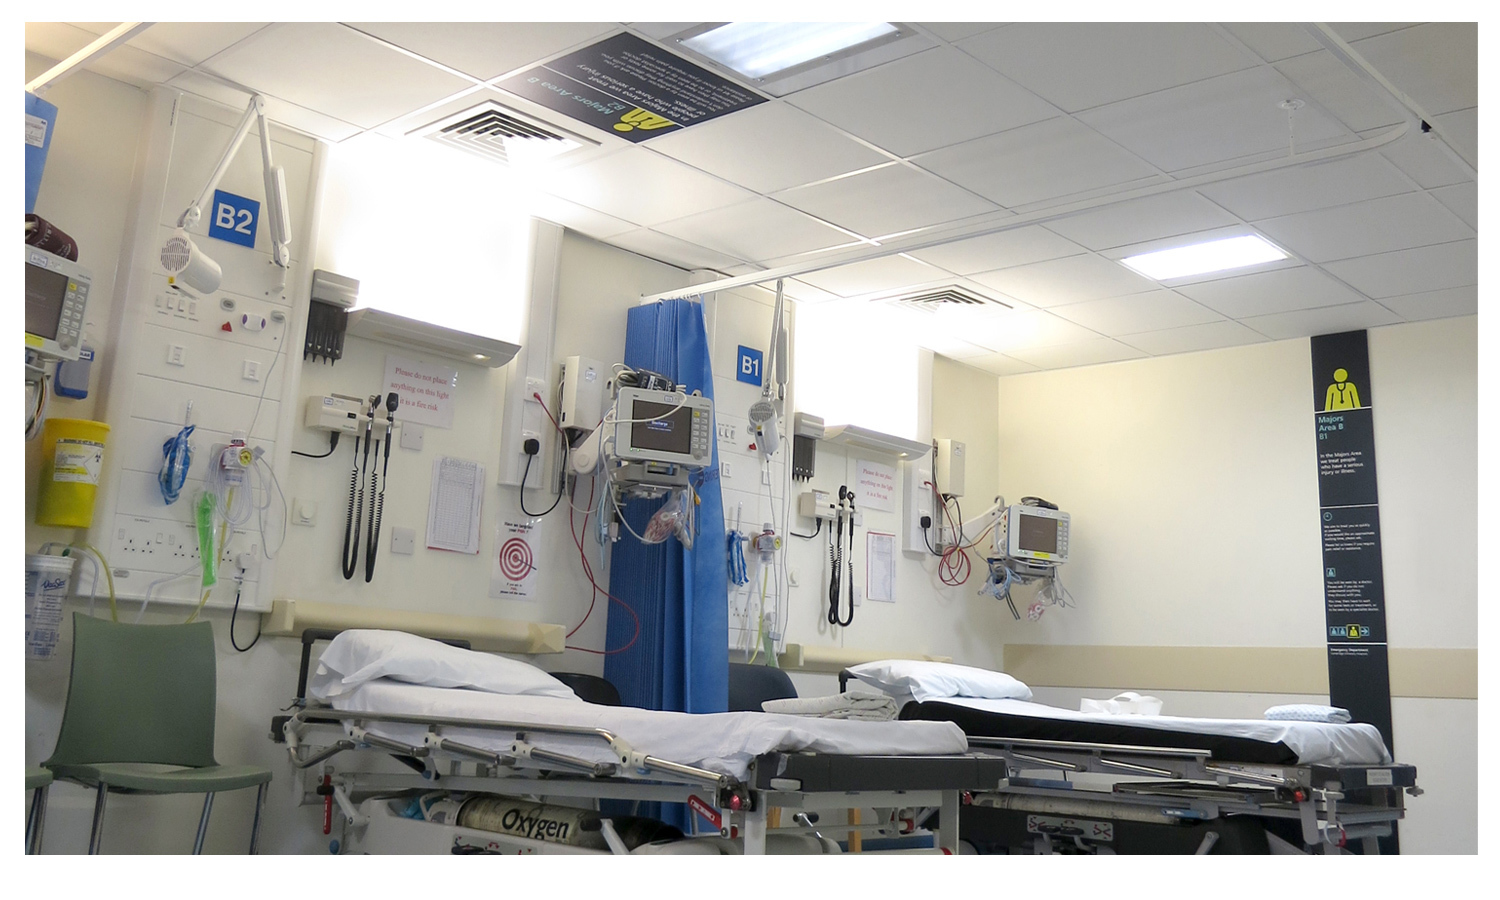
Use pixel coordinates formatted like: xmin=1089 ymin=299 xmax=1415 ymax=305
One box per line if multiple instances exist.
xmin=193 ymin=793 xmax=216 ymax=854
xmin=248 ymin=782 xmax=268 ymax=855
xmin=88 ymin=783 xmax=108 ymax=855
xmin=26 ymin=785 xmax=49 ymax=855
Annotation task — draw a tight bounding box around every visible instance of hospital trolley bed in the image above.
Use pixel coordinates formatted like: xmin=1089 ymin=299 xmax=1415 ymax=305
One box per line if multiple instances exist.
xmin=269 ymin=630 xmax=1009 ymax=855
xmin=837 ymin=670 xmax=1419 ymax=855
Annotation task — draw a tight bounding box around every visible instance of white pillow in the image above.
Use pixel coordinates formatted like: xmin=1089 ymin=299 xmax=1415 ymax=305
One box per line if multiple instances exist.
xmin=846 ymin=659 xmax=1032 ymax=704
xmin=310 ymin=629 xmax=579 ymax=701
xmin=1265 ymin=704 xmax=1352 ymax=724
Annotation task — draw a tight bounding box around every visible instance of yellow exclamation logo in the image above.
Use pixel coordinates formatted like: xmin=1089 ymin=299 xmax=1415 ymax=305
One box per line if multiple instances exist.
xmin=615 ymin=108 xmax=677 ymax=132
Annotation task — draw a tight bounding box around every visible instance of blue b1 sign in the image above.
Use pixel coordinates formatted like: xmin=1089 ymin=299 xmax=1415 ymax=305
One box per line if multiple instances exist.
xmin=208 ymin=189 xmax=259 ymax=248
xmin=737 ymin=345 xmax=763 ymax=386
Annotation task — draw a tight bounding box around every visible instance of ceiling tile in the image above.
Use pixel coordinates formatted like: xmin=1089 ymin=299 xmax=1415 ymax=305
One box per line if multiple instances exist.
xmin=1240 ymin=299 xmax=1402 ymax=341
xmin=1430 ymin=182 xmax=1477 ymax=230
xmin=969 ymin=254 xmax=1157 ymax=308
xmin=1379 ymin=285 xmax=1478 ymax=322
xmin=1198 ymin=151 xmax=1416 ymax=221
xmin=913 ymin=116 xmax=1160 ymax=210
xmin=114 ymin=22 xmax=272 ymax=66
xmin=1121 ymin=320 xmax=1268 ymax=356
xmin=1349 ymin=23 xmax=1477 ymax=116
xmin=906 ymin=225 xmax=1085 ymax=275
xmin=1221 ymin=23 xmax=1322 ymax=62
xmin=965 ymin=353 xmax=1040 ymax=377
xmin=1043 ymin=192 xmax=1240 ymax=251
xmin=202 ymin=23 xmax=475 ymax=129
xmin=1380 ymin=131 xmax=1472 ymax=188
xmin=605 ymin=229 xmax=746 ymax=271
xmin=646 ymin=102 xmax=892 ymax=194
xmin=166 ymin=70 xmax=365 ymax=142
xmin=1176 ymin=266 xmax=1366 ymax=318
xmin=1320 ymin=240 xmax=1476 ymax=298
xmin=781 ymin=279 xmax=844 ymax=305
xmin=1049 ymin=290 xmax=1224 ymax=336
xmin=1274 ymin=50 xmax=1405 ymax=133
xmin=25 ymin=22 xmax=107 ymax=62
xmin=347 ymin=22 xmax=617 ymax=81
xmin=917 ymin=23 xmax=1009 ymax=43
xmin=1254 ymin=191 xmax=1472 ymax=263
xmin=1006 ymin=339 xmax=1147 ymax=370
xmin=957 ymin=23 xmax=1255 ymax=112
xmin=794 ymin=255 xmax=948 ymax=298
xmin=1078 ymin=67 xmax=1352 ymax=173
xmin=527 ymin=193 xmax=638 ymax=240
xmin=928 ymin=341 xmax=992 ymax=360
xmin=771 ymin=163 xmax=998 ymax=238
xmin=785 ymin=47 xmax=1058 ymax=157
xmin=654 ymin=198 xmax=857 ymax=263
xmin=538 ymin=149 xmax=757 ymax=227
xmin=1328 ymin=24 xmax=1419 ymax=42
xmin=1432 ymin=108 xmax=1477 ymax=169
xmin=964 ymin=309 xmax=1101 ymax=351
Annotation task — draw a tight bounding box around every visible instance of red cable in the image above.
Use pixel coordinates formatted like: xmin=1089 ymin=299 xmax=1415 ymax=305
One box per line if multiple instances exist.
xmin=564 ymin=474 xmax=641 ymax=655
xmin=532 ymin=392 xmax=565 ymax=436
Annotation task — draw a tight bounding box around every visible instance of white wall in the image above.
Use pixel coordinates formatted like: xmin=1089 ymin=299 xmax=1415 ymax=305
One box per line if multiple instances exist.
xmin=993 ymin=317 xmax=1478 ymax=853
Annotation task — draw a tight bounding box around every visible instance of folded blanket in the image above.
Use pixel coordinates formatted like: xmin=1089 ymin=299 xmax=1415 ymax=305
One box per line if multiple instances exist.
xmin=1265 ymin=704 xmax=1352 ymax=724
xmin=762 ymin=691 xmax=899 ymax=722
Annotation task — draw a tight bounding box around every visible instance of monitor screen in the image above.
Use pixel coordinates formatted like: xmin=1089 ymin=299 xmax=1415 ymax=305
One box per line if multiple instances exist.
xmin=26 ymin=264 xmax=67 ymax=341
xmin=629 ymin=399 xmax=693 ymax=456
xmin=1016 ymin=513 xmax=1058 ymax=554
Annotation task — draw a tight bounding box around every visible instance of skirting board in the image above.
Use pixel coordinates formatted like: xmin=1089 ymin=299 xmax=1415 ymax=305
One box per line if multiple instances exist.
xmin=264 ymin=598 xmax=565 ymax=654
xmin=777 ymin=642 xmax=952 ymax=673
xmin=1002 ymin=644 xmax=1477 ymax=700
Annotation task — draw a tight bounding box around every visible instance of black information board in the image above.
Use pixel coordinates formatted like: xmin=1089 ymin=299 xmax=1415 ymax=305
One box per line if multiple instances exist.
xmin=498 ymin=32 xmax=766 ymax=143
xmin=1310 ymin=329 xmax=1396 ymax=853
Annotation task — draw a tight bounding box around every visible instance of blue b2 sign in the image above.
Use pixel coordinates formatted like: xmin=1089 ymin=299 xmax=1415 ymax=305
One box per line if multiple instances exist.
xmin=737 ymin=345 xmax=763 ymax=386
xmin=208 ymin=189 xmax=260 ymax=248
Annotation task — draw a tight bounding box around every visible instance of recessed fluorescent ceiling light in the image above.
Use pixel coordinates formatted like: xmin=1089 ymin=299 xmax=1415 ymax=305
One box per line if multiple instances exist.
xmin=1121 ymin=235 xmax=1287 ymax=280
xmin=682 ymin=22 xmax=899 ymax=79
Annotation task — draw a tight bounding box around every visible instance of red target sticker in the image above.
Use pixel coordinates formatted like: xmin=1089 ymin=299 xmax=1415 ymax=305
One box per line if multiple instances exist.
xmin=499 ymin=537 xmax=533 ymax=582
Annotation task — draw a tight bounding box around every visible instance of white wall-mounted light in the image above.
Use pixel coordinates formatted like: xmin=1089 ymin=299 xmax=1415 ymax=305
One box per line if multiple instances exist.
xmin=1121 ymin=235 xmax=1288 ymax=281
xmin=681 ymin=22 xmax=899 ymax=80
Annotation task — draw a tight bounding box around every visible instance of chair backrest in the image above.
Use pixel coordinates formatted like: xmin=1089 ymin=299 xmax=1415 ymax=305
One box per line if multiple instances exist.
xmin=45 ymin=613 xmax=219 ymax=769
xmin=550 ymin=672 xmax=622 ymax=706
xmin=727 ymin=662 xmax=797 ymax=712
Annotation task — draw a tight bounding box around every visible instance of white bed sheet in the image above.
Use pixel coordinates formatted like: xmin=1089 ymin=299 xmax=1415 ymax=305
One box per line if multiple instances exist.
xmin=322 ymin=680 xmax=969 ymax=782
xmin=926 ymin=698 xmax=1391 ymax=766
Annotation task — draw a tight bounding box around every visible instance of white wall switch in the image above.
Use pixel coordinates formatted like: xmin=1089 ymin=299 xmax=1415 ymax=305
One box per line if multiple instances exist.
xmin=293 ymin=498 xmax=316 ymax=526
xmin=242 ymin=359 xmax=261 ymax=381
xmin=166 ymin=344 xmax=186 ymax=366
xmin=391 ymin=527 xmax=416 ymax=555
xmin=400 ymin=422 xmax=424 ymax=451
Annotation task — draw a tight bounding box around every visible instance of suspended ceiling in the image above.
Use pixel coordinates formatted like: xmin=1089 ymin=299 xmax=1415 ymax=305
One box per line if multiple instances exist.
xmin=24 ymin=21 xmax=1478 ymax=375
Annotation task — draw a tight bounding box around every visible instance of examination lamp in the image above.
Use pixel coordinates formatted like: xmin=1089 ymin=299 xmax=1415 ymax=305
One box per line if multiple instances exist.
xmin=161 ymin=93 xmax=291 ymax=296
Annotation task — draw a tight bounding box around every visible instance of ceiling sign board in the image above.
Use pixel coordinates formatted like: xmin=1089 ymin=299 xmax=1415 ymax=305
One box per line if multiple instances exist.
xmin=497 ymin=32 xmax=765 ymax=142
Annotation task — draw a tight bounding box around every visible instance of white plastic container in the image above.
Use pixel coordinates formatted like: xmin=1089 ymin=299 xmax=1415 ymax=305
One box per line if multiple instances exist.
xmin=25 ymin=553 xmax=74 ymax=660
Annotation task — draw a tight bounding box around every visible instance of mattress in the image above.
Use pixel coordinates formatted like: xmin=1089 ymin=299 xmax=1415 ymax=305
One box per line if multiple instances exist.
xmin=901 ymin=698 xmax=1391 ymax=767
xmin=322 ymin=680 xmax=969 ymax=782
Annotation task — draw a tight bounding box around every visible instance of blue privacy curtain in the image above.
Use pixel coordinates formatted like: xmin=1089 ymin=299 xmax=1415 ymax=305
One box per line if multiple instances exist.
xmin=604 ymin=298 xmax=729 ymax=716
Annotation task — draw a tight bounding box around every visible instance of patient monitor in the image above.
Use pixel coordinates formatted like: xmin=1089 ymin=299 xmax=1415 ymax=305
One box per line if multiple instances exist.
xmin=612 ymin=387 xmax=714 ymax=468
xmin=997 ymin=503 xmax=1070 ymax=566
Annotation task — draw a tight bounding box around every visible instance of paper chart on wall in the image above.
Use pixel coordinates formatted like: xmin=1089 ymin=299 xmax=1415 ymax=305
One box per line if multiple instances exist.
xmin=427 ymin=456 xmax=484 ymax=554
xmin=866 ymin=531 xmax=896 ymax=603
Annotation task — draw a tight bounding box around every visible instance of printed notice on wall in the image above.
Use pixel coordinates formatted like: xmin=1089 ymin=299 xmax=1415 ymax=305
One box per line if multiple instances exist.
xmin=854 ymin=459 xmax=897 ymax=512
xmin=490 ymin=520 xmax=539 ymax=600
xmin=385 ymin=354 xmax=458 ymax=430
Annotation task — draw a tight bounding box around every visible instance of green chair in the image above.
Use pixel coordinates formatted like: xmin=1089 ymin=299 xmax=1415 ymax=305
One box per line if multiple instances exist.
xmin=43 ymin=613 xmax=272 ymax=854
xmin=26 ymin=767 xmax=52 ymax=854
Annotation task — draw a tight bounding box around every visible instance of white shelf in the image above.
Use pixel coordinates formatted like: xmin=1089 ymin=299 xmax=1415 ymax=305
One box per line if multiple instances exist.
xmin=346 ymin=308 xmax=520 ymax=368
xmin=819 ymin=424 xmax=930 ymax=459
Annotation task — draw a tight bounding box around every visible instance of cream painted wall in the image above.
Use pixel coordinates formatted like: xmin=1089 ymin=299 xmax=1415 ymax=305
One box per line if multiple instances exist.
xmin=995 ymin=318 xmax=1479 ymax=853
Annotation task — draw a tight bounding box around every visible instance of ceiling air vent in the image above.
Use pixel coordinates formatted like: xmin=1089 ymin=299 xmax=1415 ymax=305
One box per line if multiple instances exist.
xmin=882 ymin=286 xmax=1011 ymax=313
xmin=413 ymin=101 xmax=594 ymax=167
